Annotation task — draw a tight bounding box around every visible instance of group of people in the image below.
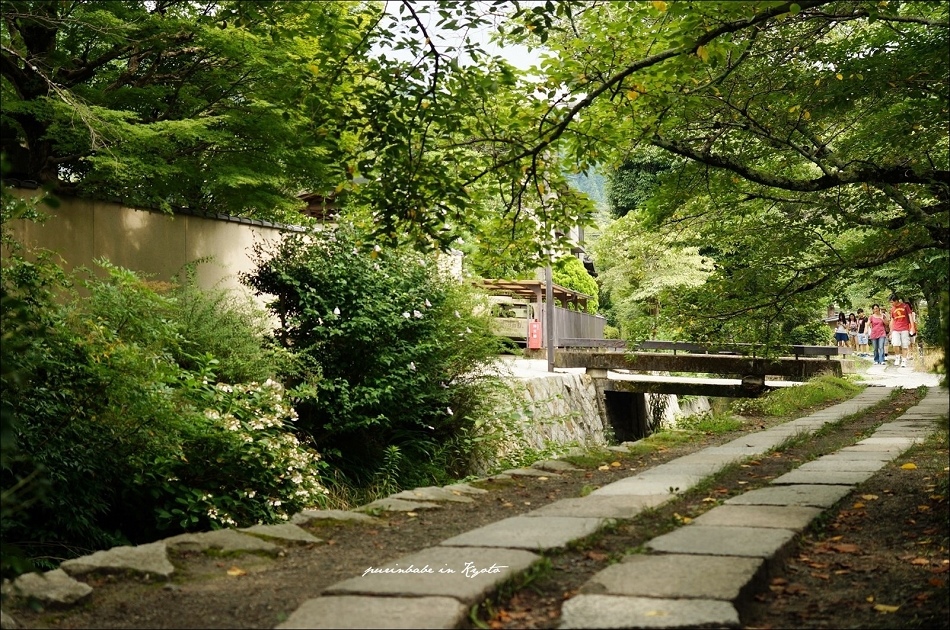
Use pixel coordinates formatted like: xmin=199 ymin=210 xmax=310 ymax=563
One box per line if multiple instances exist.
xmin=833 ymin=295 xmax=917 ymax=367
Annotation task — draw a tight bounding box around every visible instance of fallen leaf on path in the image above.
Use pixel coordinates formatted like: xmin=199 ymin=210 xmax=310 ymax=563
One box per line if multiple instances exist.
xmin=226 ymin=566 xmax=247 ymax=577
xmin=910 ymin=557 xmax=930 ymax=566
xmin=586 ymin=551 xmax=608 ymax=562
xmin=610 ymin=461 xmax=621 ymax=467
xmin=597 ymin=465 xmax=610 ymax=471
xmin=406 ymin=512 xmax=417 ymax=517
xmin=929 ymin=578 xmax=945 ymax=587
xmin=901 ymin=463 xmax=918 ymax=470
xmin=852 ymin=502 xmax=865 ymax=509
xmin=861 ymin=494 xmax=879 ymax=501
xmin=831 ymin=543 xmax=861 ymax=554
xmin=873 ymin=603 xmax=900 ymax=613
xmin=811 ymin=572 xmax=830 ymax=580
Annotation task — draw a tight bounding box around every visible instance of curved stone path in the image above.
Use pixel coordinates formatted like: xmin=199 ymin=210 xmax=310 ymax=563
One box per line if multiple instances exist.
xmin=275 ymin=386 xmax=945 ymax=628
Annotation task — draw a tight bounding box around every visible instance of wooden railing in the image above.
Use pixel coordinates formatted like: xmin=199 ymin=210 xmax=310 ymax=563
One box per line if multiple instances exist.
xmin=556 ymin=338 xmax=852 ymax=359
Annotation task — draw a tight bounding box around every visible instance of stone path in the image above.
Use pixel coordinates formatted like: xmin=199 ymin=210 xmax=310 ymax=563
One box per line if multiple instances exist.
xmin=275 ymin=386 xmax=946 ymax=629
xmin=3 ymin=385 xmax=946 ymax=629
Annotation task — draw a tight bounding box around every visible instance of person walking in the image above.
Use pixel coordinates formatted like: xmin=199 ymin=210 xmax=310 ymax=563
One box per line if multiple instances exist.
xmin=847 ymin=312 xmax=859 ymax=351
xmin=856 ymin=308 xmax=869 ymax=355
xmin=834 ymin=312 xmax=849 ymax=348
xmin=867 ymin=304 xmax=888 ymax=365
xmin=888 ymin=294 xmax=914 ymax=367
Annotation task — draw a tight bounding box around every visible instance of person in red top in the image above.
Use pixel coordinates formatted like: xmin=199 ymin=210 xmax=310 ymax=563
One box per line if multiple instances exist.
xmin=867 ymin=304 xmax=888 ymax=365
xmin=888 ymin=294 xmax=914 ymax=367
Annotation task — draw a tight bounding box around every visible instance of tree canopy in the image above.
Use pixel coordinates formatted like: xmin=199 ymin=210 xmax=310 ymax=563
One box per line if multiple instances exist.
xmin=4 ymin=1 xmax=948 ymax=343
xmin=496 ymin=0 xmax=948 ymax=343
xmin=2 ymin=1 xmax=378 ymax=219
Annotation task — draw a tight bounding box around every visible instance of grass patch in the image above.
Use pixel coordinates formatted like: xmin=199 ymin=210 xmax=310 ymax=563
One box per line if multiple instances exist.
xmin=675 ymin=412 xmax=744 ymax=434
xmin=730 ymin=375 xmax=861 ymax=417
xmin=562 ymin=448 xmax=615 ymax=469
xmin=469 ymin=557 xmax=553 ymax=628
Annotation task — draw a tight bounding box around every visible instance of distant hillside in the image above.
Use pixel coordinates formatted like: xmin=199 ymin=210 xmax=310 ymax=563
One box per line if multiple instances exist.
xmin=566 ymin=169 xmax=607 ymax=210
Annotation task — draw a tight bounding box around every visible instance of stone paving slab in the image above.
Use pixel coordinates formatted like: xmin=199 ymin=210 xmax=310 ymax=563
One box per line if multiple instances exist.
xmin=647 ymin=525 xmax=797 ymax=559
xmin=3 ymin=569 xmax=93 ymax=606
xmin=691 ymin=504 xmax=822 ymax=530
xmin=531 ymin=459 xmax=582 ymax=472
xmin=440 ymin=515 xmax=604 ymax=550
xmin=771 ymin=469 xmax=875 ymax=486
xmin=820 ymin=449 xmax=905 ymax=460
xmin=560 ymin=594 xmax=740 ymax=629
xmin=584 ymin=554 xmax=764 ymax=602
xmin=356 ymin=498 xmax=442 ymax=513
xmin=501 ymin=468 xmax=555 ymax=478
xmin=239 ymin=523 xmax=323 ymax=544
xmin=853 ymin=437 xmax=922 ymax=447
xmin=165 ymin=529 xmax=279 ymax=556
xmin=838 ymin=444 xmax=907 ymax=453
xmin=590 ymin=475 xmax=697 ymax=497
xmin=725 ymin=484 xmax=853 ymax=508
xmin=526 ymin=494 xmax=668 ymax=519
xmin=276 ymin=595 xmax=467 ymax=629
xmin=796 ymin=458 xmax=889 ymax=472
xmin=291 ymin=509 xmax=379 ymax=526
xmin=641 ymin=460 xmax=729 ymax=477
xmin=443 ymin=483 xmax=489 ymax=495
xmin=60 ymin=541 xmax=174 ymax=578
xmin=323 ymin=546 xmax=540 ymax=604
xmin=389 ymin=487 xmax=476 ymax=503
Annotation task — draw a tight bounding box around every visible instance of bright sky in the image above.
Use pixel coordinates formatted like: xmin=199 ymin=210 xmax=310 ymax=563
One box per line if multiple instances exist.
xmin=378 ymin=0 xmax=544 ymax=72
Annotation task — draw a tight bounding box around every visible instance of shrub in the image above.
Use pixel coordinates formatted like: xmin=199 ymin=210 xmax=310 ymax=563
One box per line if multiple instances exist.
xmin=138 ymin=377 xmax=328 ymax=532
xmin=0 ymin=255 xmax=327 ymax=571
xmin=552 ymin=255 xmax=599 ymax=313
xmin=169 ymin=267 xmax=296 ymax=384
xmin=243 ymin=224 xmax=505 ymax=489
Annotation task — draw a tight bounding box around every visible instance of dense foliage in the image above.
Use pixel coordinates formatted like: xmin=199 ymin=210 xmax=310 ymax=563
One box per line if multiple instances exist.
xmin=552 ymin=255 xmax=598 ymax=314
xmin=0 ymin=228 xmax=326 ymax=573
xmin=500 ymin=0 xmax=949 ymax=347
xmin=1 ymin=1 xmax=374 ymax=220
xmin=243 ymin=225 xmax=505 ymax=490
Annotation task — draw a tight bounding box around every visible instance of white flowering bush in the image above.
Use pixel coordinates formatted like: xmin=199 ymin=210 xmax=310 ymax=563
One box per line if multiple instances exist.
xmin=144 ymin=376 xmax=329 ymax=531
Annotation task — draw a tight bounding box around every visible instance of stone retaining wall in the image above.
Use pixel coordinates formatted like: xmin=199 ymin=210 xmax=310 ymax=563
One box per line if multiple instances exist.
xmin=483 ymin=373 xmax=710 ymax=471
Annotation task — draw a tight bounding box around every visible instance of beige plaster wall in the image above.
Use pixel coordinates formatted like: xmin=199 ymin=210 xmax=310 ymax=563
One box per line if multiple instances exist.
xmin=4 ymin=192 xmax=290 ymax=299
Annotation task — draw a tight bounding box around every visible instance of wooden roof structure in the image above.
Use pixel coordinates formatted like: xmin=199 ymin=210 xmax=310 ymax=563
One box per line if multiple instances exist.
xmin=477 ymin=279 xmax=593 ymax=311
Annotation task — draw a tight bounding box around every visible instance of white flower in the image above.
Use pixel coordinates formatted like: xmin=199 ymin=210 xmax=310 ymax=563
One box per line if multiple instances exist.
xmin=413 ymin=310 xmax=423 ymax=318
xmin=466 ymin=327 xmax=472 ymax=334
xmin=426 ymin=425 xmax=435 ymax=430
xmin=409 ymin=362 xmax=416 ymax=371
xmin=318 ymin=317 xmax=323 ymax=325
xmin=446 ymin=407 xmax=453 ymax=415
xmin=403 ymin=312 xmax=411 ymax=318
xmin=333 ymin=306 xmax=341 ymax=316
xmin=373 ymin=244 xmax=382 ymax=252
xmin=425 ymin=299 xmax=432 ymax=308
xmin=454 ymin=310 xmax=461 ymax=318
